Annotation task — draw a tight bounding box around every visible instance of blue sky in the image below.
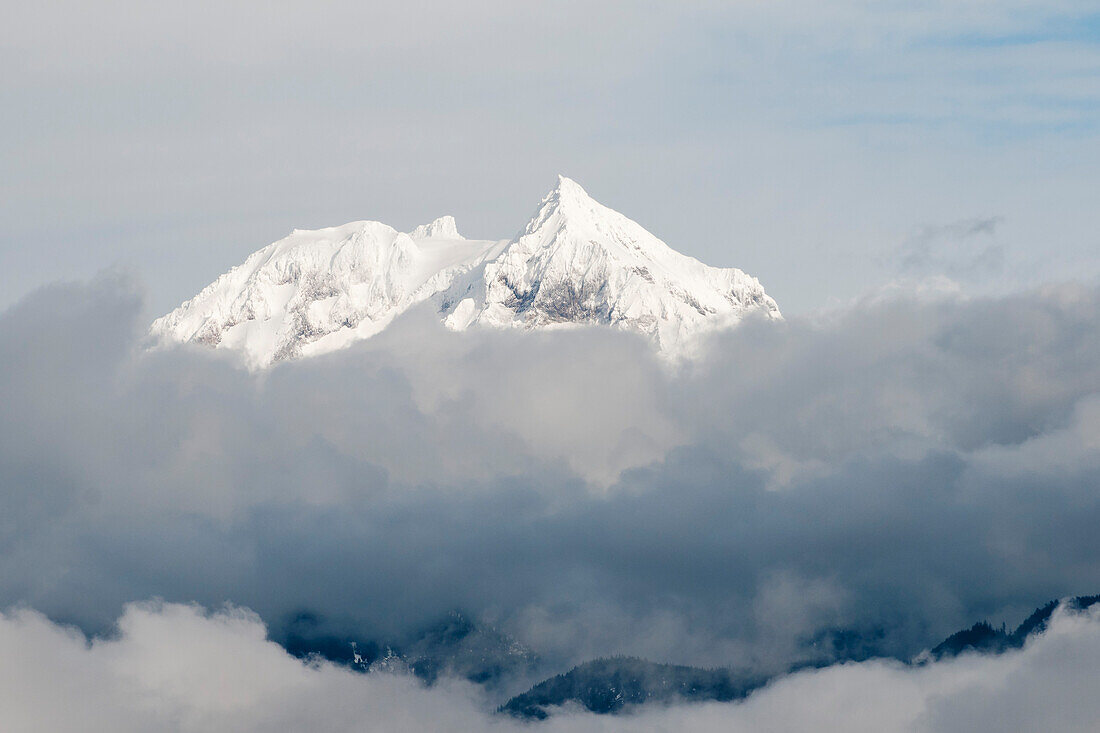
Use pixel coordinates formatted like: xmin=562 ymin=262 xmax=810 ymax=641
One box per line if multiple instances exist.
xmin=1 ymin=0 xmax=1098 ymax=314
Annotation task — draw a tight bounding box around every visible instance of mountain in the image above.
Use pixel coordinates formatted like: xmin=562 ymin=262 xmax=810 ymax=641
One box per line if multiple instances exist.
xmin=396 ymin=611 xmax=539 ymax=689
xmin=149 ymin=217 xmax=506 ymax=369
xmin=281 ymin=610 xmax=538 ymax=692
xmin=276 ymin=596 xmax=1100 ymax=721
xmin=151 ymin=176 xmax=780 ymax=369
xmin=499 ymin=657 xmax=765 ymax=719
xmin=928 ymin=594 xmax=1100 ymax=660
xmin=435 ymin=176 xmax=780 ymax=354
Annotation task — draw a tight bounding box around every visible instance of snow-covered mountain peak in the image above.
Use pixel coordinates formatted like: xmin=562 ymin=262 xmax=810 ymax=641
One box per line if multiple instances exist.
xmin=151 ymin=177 xmax=780 ymax=368
xmin=410 ymin=215 xmax=462 ymax=240
xmin=149 ymin=219 xmax=501 ymax=368
xmin=441 ymin=177 xmax=781 ymax=356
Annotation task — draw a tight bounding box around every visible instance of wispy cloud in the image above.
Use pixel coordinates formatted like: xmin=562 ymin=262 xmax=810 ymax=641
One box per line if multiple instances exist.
xmin=897 ymin=216 xmax=1006 ymax=281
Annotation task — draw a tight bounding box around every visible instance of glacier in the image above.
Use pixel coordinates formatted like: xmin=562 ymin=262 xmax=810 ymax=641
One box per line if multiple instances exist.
xmin=151 ymin=176 xmax=781 ymax=369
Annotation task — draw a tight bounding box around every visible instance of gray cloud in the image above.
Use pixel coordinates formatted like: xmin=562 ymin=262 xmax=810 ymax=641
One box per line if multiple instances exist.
xmin=3 ymin=275 xmax=1100 ymax=677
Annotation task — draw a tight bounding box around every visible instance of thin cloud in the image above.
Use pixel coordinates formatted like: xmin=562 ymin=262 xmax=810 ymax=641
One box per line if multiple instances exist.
xmin=897 ymin=216 xmax=1006 ymax=280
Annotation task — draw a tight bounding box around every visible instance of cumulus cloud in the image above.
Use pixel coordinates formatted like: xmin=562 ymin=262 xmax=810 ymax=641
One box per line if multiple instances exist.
xmin=2 ymin=275 xmax=1100 ymax=676
xmin=0 ymin=601 xmax=488 ymax=733
xmin=3 ymin=599 xmax=1100 ymax=732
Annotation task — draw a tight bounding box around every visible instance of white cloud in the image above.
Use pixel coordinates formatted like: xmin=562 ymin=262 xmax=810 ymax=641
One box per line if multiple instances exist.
xmin=0 ymin=601 xmax=489 ymax=733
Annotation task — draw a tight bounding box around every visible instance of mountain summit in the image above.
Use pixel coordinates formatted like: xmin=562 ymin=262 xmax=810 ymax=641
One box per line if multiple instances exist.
xmin=439 ymin=176 xmax=780 ymax=352
xmin=151 ymin=177 xmax=780 ymax=368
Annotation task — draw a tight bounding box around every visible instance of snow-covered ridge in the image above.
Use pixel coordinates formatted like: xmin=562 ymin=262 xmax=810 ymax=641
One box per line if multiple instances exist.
xmin=151 ymin=177 xmax=780 ymax=368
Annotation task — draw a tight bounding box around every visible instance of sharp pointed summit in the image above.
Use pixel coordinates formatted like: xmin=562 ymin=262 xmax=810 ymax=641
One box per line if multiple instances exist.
xmin=439 ymin=176 xmax=781 ymax=353
xmin=518 ymin=175 xmax=609 ymax=238
xmin=151 ymin=177 xmax=780 ymax=368
xmin=547 ymin=174 xmax=594 ymax=208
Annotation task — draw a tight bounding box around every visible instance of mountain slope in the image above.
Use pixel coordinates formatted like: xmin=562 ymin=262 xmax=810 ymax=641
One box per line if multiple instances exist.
xmin=929 ymin=594 xmax=1100 ymax=660
xmin=150 ymin=218 xmax=504 ymax=369
xmin=500 ymin=657 xmax=765 ymax=719
xmin=151 ymin=177 xmax=780 ymax=368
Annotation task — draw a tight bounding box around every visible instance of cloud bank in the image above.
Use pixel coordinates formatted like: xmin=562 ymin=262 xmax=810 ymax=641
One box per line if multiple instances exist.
xmin=2 ymin=275 xmax=1100 ymax=674
xmin=3 ymin=599 xmax=1100 ymax=732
